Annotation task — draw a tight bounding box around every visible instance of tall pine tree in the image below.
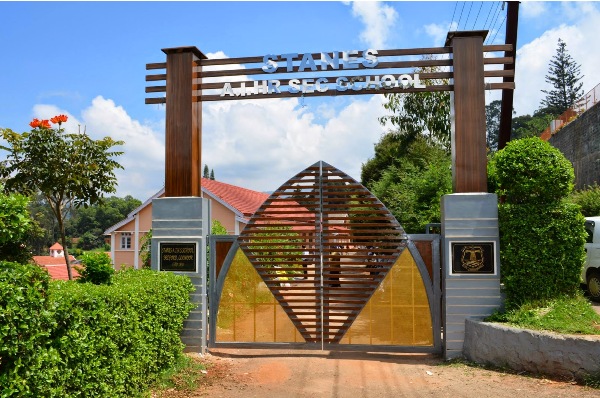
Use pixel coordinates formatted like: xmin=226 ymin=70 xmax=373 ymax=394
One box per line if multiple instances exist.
xmin=540 ymin=38 xmax=584 ymax=115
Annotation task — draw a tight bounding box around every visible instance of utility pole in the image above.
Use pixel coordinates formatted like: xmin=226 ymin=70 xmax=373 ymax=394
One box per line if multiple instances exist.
xmin=498 ymin=1 xmax=519 ymax=150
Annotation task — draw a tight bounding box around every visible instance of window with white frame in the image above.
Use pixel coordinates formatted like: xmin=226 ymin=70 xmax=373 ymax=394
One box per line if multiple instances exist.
xmin=120 ymin=232 xmax=132 ymax=249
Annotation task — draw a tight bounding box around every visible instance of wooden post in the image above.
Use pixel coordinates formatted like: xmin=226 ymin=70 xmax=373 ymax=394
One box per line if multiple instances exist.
xmin=162 ymin=46 xmax=206 ymax=197
xmin=498 ymin=2 xmax=520 ymax=150
xmin=446 ymin=31 xmax=488 ymax=193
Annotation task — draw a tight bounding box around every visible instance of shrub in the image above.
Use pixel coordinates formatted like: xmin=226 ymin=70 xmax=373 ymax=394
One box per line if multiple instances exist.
xmin=0 ymin=189 xmax=33 ymax=263
xmin=491 ymin=137 xmax=586 ymax=309
xmin=569 ymin=182 xmax=600 ymax=216
xmin=499 ymin=203 xmax=586 ymax=308
xmin=76 ymin=252 xmax=114 ymax=285
xmin=0 ymin=264 xmax=195 ymax=397
xmin=0 ymin=262 xmax=61 ymax=397
xmin=491 ymin=137 xmax=574 ymax=204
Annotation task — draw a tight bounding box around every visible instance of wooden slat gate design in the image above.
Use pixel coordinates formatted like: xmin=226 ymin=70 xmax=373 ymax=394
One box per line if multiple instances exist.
xmin=209 ymin=161 xmax=441 ymax=352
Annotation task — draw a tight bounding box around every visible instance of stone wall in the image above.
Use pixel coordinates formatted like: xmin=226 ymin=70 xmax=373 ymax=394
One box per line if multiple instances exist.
xmin=463 ymin=319 xmax=600 ymax=380
xmin=549 ymin=102 xmax=600 ymax=189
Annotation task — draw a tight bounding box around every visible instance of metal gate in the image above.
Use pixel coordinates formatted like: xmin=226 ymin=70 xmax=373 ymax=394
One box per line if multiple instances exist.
xmin=209 ymin=161 xmax=441 ymax=352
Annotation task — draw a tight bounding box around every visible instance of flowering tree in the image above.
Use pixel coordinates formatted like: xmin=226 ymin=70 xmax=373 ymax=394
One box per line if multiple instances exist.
xmin=0 ymin=115 xmax=124 ymax=280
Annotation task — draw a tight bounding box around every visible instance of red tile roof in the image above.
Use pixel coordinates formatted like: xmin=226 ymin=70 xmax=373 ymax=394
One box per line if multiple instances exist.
xmin=49 ymin=242 xmax=63 ymax=250
xmin=33 ymin=256 xmax=80 ymax=281
xmin=201 ymin=178 xmax=269 ymax=217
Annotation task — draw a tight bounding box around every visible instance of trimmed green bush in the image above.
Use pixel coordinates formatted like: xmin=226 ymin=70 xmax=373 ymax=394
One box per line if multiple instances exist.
xmin=0 ymin=264 xmax=195 ymax=397
xmin=492 ymin=137 xmax=574 ymax=204
xmin=76 ymin=252 xmax=114 ymax=285
xmin=490 ymin=137 xmax=587 ymax=310
xmin=499 ymin=203 xmax=586 ymax=308
xmin=0 ymin=262 xmax=60 ymax=397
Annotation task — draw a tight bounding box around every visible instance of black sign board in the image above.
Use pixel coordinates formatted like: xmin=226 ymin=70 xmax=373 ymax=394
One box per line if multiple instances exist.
xmin=159 ymin=242 xmax=197 ymax=272
xmin=451 ymin=242 xmax=495 ymax=274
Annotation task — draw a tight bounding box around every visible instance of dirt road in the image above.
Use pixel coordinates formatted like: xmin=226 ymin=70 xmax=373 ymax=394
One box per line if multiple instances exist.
xmin=177 ymin=348 xmax=599 ymax=398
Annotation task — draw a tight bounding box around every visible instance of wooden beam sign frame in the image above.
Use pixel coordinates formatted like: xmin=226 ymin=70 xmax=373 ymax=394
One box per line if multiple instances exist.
xmin=146 ymin=31 xmax=514 ymax=197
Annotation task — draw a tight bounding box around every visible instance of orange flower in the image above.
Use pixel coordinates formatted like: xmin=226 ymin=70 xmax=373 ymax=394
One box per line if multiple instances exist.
xmin=39 ymin=119 xmax=51 ymax=129
xmin=50 ymin=114 xmax=68 ymax=125
xmin=29 ymin=118 xmax=41 ymax=128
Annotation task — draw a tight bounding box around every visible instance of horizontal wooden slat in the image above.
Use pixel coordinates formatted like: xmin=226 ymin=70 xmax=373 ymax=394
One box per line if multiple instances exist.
xmin=145 ymin=97 xmax=166 ymax=104
xmin=146 ymin=62 xmax=166 ymax=70
xmin=145 ymin=86 xmax=166 ymax=93
xmin=146 ymin=74 xmax=167 ymax=82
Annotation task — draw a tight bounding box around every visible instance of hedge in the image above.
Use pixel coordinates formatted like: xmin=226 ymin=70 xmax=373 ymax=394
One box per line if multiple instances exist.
xmin=0 ymin=264 xmax=194 ymax=397
xmin=499 ymin=203 xmax=586 ymax=308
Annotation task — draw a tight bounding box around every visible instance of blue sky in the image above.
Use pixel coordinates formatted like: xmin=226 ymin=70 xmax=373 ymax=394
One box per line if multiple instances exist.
xmin=1 ymin=1 xmax=599 ymax=200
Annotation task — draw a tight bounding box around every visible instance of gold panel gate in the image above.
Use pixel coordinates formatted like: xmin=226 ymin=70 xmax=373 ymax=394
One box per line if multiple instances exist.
xmin=209 ymin=161 xmax=441 ymax=352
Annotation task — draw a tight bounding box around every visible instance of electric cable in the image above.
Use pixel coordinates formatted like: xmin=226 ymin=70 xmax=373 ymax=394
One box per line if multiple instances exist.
xmin=456 ymin=2 xmax=466 ymax=30
xmin=448 ymin=1 xmax=458 ymax=33
xmin=472 ymin=2 xmax=484 ymax=30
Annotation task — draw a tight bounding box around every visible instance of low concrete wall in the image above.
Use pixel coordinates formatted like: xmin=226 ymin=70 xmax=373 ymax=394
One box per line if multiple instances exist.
xmin=464 ymin=318 xmax=600 ymax=379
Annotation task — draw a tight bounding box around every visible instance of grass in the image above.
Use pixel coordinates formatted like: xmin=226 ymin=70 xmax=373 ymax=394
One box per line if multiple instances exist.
xmin=141 ymin=353 xmax=208 ymax=397
xmin=486 ymin=293 xmax=600 ymax=335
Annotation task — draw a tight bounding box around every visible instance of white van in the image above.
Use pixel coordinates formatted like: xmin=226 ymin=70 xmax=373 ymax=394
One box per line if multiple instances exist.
xmin=583 ymin=216 xmax=600 ymax=302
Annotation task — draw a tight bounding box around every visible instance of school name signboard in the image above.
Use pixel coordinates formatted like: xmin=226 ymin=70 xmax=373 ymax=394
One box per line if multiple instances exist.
xmin=159 ymin=242 xmax=197 ymax=272
xmin=220 ymin=49 xmax=426 ymax=97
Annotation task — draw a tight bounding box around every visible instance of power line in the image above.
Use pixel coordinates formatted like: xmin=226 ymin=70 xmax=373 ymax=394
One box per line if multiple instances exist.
xmin=472 ymin=2 xmax=484 ymax=30
xmin=456 ymin=2 xmax=466 ymax=30
xmin=488 ymin=13 xmax=507 ymax=45
xmin=465 ymin=2 xmax=474 ymax=29
xmin=483 ymin=2 xmax=499 ymax=31
xmin=448 ymin=1 xmax=458 ymax=32
xmin=486 ymin=3 xmax=505 ymax=44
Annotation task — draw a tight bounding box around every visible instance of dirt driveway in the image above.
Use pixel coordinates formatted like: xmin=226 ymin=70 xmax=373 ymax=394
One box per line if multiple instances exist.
xmin=172 ymin=347 xmax=599 ymax=398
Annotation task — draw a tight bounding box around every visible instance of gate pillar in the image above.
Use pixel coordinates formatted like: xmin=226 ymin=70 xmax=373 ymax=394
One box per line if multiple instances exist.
xmin=441 ymin=193 xmax=502 ymax=359
xmin=446 ymin=31 xmax=488 ymax=193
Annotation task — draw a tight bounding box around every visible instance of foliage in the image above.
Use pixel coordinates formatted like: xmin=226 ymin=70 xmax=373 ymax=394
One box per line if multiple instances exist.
xmin=0 ymin=264 xmax=194 ymax=397
xmin=76 ymin=252 xmax=114 ymax=285
xmin=498 ymin=203 xmax=586 ymax=308
xmin=485 ymin=99 xmax=502 ymax=152
xmin=490 ymin=137 xmax=586 ymax=309
xmin=378 ymin=59 xmax=451 ymax=150
xmin=541 ymin=38 xmax=584 ymax=115
xmin=368 ymin=137 xmax=452 ymax=233
xmin=0 ymin=116 xmax=124 ymax=279
xmin=0 ymin=262 xmax=58 ymax=397
xmin=487 ymin=294 xmax=600 ymax=335
xmin=70 ymin=195 xmax=141 ymax=250
xmin=139 ymin=229 xmax=152 ymax=269
xmin=510 ymin=110 xmax=556 ymax=140
xmin=211 ymin=220 xmax=228 ymax=235
xmin=361 ymin=132 xmax=405 ymax=189
xmin=569 ymin=183 xmax=600 ymax=216
xmin=490 ymin=137 xmax=574 ymax=204
xmin=0 ymin=189 xmax=34 ymax=263
xmin=146 ymin=353 xmax=207 ymax=395
xmin=0 ymin=187 xmax=31 ymax=245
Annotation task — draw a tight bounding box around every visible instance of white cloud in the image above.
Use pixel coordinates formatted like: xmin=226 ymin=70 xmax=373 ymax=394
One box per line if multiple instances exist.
xmin=424 ymin=22 xmax=457 ymax=47
xmin=201 ymin=95 xmax=386 ymax=192
xmin=521 ymin=2 xmax=548 ymax=19
xmin=515 ymin=5 xmax=600 ymax=116
xmin=33 ymin=97 xmax=166 ymax=200
xmin=350 ymin=1 xmax=398 ymax=49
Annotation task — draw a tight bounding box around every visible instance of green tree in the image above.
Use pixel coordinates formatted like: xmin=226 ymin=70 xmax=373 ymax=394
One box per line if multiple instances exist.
xmin=368 ymin=137 xmax=452 ymax=233
xmin=511 ymin=109 xmax=556 ymax=140
xmin=0 ymin=116 xmax=123 ymax=280
xmin=485 ymin=100 xmax=502 ymax=152
xmin=541 ymin=38 xmax=584 ymax=115
xmin=210 ymin=169 xmax=215 ymax=180
xmin=203 ymin=164 xmax=209 ymax=178
xmin=378 ymin=59 xmax=451 ymax=150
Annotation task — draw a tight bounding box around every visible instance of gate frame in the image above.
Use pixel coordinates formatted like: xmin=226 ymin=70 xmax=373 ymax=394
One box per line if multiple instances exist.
xmin=208 ymin=234 xmax=442 ymax=353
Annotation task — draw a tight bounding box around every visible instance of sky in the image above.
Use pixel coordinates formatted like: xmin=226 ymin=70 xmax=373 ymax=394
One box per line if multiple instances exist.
xmin=1 ymin=1 xmax=600 ymax=200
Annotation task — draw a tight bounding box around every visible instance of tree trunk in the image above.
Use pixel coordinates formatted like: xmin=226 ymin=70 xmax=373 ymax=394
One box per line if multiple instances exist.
xmin=51 ymin=199 xmax=73 ymax=281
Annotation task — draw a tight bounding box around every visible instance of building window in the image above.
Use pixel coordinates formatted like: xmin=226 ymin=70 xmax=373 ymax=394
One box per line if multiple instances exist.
xmin=121 ymin=232 xmax=132 ymax=249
